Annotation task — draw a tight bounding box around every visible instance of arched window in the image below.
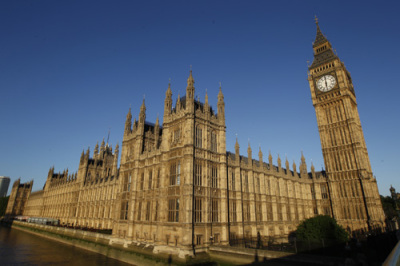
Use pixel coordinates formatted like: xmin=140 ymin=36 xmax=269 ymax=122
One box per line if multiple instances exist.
xmin=195 ymin=126 xmax=202 ymax=148
xmin=211 ymin=131 xmax=217 ymax=152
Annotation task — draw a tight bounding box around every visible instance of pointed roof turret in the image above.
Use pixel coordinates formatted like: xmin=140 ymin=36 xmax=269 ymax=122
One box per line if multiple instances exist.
xmin=313 ymin=16 xmax=329 ymax=48
xmin=310 ymin=16 xmax=338 ymax=69
xmin=218 ymin=82 xmax=224 ymax=102
xmin=115 ymin=143 xmax=119 ymax=153
xmin=94 ymin=142 xmax=99 ymax=154
xmin=205 ymin=89 xmax=209 ymax=106
xmin=125 ymin=107 xmax=132 ymax=133
xmin=140 ymin=98 xmax=146 ymax=113
xmin=100 ymin=138 xmax=105 ymax=152
xmin=235 ymin=137 xmax=239 ymax=152
xmin=166 ymin=79 xmax=172 ymax=97
xmin=301 ymin=151 xmax=306 ymax=164
xmin=176 ymin=93 xmax=181 ymax=110
xmin=187 ymin=69 xmax=194 ymax=88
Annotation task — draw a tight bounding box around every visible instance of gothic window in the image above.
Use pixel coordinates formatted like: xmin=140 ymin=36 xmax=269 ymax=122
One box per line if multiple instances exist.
xmin=212 ymin=199 xmax=218 ymax=222
xmin=154 ymin=201 xmax=159 ymax=221
xmin=245 ymin=202 xmax=250 ymax=221
xmin=210 ymin=131 xmax=217 ymax=152
xmin=321 ymin=184 xmax=328 ymax=199
xmin=169 ymin=161 xmax=181 ymax=186
xmin=195 ymin=127 xmax=202 ymax=148
xmin=195 ymin=161 xmax=202 ymax=186
xmin=195 ymin=197 xmax=202 ymax=223
xmin=120 ymin=201 xmax=128 ymax=220
xmin=196 ymin=235 xmax=202 ymax=245
xmin=256 ymin=203 xmax=262 ymax=221
xmin=148 ymin=170 xmax=152 ymax=190
xmin=145 ymin=201 xmax=151 ymax=221
xmin=267 ymin=203 xmax=274 ymax=221
xmin=168 ymin=198 xmax=179 ymax=222
xmin=254 ymin=174 xmax=260 ymax=193
xmin=156 ymin=169 xmax=160 ymax=188
xmin=139 ymin=172 xmax=144 ymax=190
xmin=311 ymin=185 xmax=316 ymax=199
xmin=127 ymin=174 xmax=132 ymax=192
xmin=277 ymin=203 xmax=283 ymax=220
xmin=230 ymin=201 xmax=237 ymax=222
xmin=231 ymin=170 xmax=235 ymax=191
xmin=137 ymin=202 xmax=142 ymax=221
xmin=286 ymin=205 xmax=291 ymax=220
xmin=244 ymin=172 xmax=249 ymax=192
xmin=173 ymin=128 xmax=181 ymax=144
xmin=211 ymin=165 xmax=218 ymax=188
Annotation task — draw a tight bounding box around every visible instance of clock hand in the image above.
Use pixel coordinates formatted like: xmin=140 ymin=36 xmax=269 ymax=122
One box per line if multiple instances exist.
xmin=324 ymin=76 xmax=328 ymax=88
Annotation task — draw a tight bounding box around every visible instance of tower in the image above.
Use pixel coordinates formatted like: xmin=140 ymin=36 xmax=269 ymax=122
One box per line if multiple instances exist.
xmin=307 ymin=18 xmax=385 ymax=232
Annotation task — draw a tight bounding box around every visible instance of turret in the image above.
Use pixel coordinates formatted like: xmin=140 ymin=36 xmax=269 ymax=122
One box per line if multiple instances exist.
xmin=85 ymin=147 xmax=90 ymax=160
xmin=80 ymin=149 xmax=85 ymax=164
xmin=139 ymin=99 xmax=146 ymax=125
xmin=277 ymin=154 xmax=282 ymax=172
xmin=100 ymin=139 xmax=105 ymax=153
xmin=311 ymin=161 xmax=315 ymax=178
xmin=300 ymin=152 xmax=308 ymax=178
xmin=235 ymin=138 xmax=240 ymax=162
xmin=217 ymin=84 xmax=225 ymax=122
xmin=186 ymin=70 xmax=195 ymax=113
xmin=164 ymin=81 xmax=172 ymax=119
xmin=176 ymin=93 xmax=181 ymax=112
xmin=125 ymin=107 xmax=132 ymax=134
xmin=112 ymin=143 xmax=119 ymax=176
xmin=204 ymin=90 xmax=210 ymax=116
xmin=154 ymin=116 xmax=160 ymax=149
xmin=285 ymin=156 xmax=290 ymax=175
xmin=247 ymin=143 xmax=252 ymax=167
xmin=258 ymin=147 xmax=263 ymax=168
xmin=94 ymin=142 xmax=99 ymax=156
xmin=268 ymin=151 xmax=273 ymax=169
xmin=293 ymin=161 xmax=297 ymax=178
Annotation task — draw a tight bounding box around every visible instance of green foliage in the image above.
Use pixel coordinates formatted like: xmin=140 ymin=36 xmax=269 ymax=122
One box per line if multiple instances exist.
xmin=381 ymin=195 xmax=398 ymax=220
xmin=0 ymin=196 xmax=9 ymax=216
xmin=296 ymin=215 xmax=349 ymax=243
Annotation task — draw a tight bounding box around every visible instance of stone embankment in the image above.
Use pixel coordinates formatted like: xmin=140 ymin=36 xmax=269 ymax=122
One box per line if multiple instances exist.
xmin=4 ymin=221 xmax=320 ymax=265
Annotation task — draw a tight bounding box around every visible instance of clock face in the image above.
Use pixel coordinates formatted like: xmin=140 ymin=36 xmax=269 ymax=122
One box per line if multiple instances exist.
xmin=316 ymin=75 xmax=336 ymax=92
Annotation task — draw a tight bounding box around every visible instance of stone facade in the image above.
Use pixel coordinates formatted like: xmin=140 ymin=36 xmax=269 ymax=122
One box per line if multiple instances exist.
xmin=5 ymin=179 xmax=33 ymax=216
xmin=14 ymin=140 xmax=120 ymax=229
xmin=5 ymin=21 xmax=385 ymax=255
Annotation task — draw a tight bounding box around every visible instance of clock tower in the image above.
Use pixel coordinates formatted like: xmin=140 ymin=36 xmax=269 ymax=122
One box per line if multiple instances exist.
xmin=308 ymin=18 xmax=385 ymax=233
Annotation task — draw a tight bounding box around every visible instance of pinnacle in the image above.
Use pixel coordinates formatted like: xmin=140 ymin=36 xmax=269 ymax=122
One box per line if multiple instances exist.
xmin=313 ymin=18 xmax=329 ymax=48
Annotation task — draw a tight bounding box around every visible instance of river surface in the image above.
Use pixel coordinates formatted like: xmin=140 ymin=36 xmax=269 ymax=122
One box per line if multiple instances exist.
xmin=0 ymin=225 xmax=132 ymax=265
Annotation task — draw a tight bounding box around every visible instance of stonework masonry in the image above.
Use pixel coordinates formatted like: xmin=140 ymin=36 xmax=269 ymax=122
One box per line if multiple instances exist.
xmin=5 ymin=21 xmax=385 ymax=256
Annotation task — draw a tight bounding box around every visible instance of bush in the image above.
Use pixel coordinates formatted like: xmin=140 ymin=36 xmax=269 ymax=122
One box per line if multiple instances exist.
xmin=296 ymin=215 xmax=349 ymax=243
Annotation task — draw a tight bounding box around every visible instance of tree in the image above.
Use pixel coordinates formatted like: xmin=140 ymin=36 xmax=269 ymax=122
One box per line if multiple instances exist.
xmin=381 ymin=195 xmax=398 ymax=220
xmin=296 ymin=215 xmax=349 ymax=243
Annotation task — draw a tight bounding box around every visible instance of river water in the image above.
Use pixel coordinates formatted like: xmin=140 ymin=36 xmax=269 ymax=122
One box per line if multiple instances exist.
xmin=0 ymin=225 xmax=132 ymax=265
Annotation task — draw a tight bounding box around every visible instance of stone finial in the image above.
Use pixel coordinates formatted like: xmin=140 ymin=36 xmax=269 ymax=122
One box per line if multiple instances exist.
xmin=94 ymin=142 xmax=99 ymax=154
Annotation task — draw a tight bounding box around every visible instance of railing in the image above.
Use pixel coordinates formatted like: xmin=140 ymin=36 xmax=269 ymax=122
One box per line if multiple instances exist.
xmin=383 ymin=240 xmax=400 ymax=266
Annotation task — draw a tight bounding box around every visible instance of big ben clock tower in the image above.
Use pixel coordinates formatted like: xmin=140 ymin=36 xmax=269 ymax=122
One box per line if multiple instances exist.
xmin=308 ymin=18 xmax=385 ymax=233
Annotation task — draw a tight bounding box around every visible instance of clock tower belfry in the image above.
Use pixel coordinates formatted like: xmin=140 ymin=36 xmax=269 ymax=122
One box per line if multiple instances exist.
xmin=307 ymin=18 xmax=385 ymax=233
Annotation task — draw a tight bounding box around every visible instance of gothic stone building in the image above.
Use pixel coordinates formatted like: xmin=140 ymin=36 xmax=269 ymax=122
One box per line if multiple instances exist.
xmin=6 ymin=21 xmax=385 ymax=257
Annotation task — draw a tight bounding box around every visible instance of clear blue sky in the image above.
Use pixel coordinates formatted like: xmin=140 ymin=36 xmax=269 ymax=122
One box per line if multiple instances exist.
xmin=1 ymin=1 xmax=399 ymax=196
